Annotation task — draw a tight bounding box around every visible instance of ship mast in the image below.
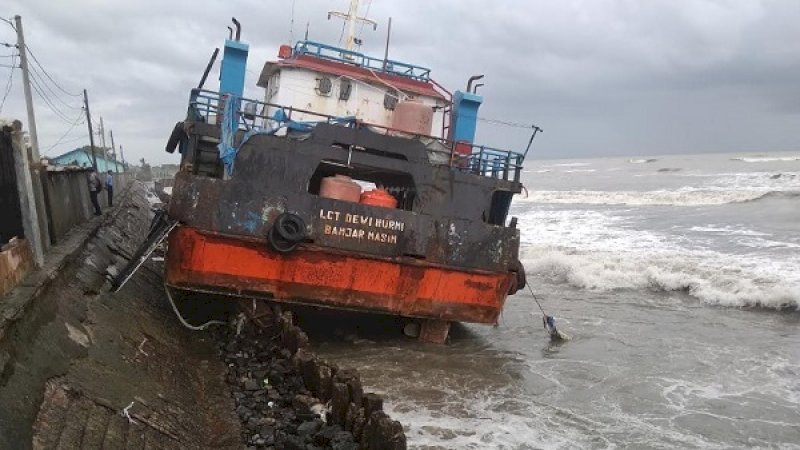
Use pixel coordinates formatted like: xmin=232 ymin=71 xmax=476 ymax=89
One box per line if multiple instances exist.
xmin=328 ymin=0 xmax=377 ymax=51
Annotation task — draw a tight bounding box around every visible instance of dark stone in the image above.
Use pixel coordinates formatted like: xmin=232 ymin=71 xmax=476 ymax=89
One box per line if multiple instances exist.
xmin=362 ymin=393 xmax=383 ymax=417
xmin=292 ymin=394 xmax=318 ymax=414
xmin=351 ymin=407 xmax=366 ymax=442
xmin=314 ymin=424 xmax=341 ymax=445
xmin=344 ymin=402 xmax=358 ymax=431
xmin=346 ymin=376 xmax=363 ymax=408
xmin=297 ymin=419 xmax=323 ymax=436
xmin=331 ymin=441 xmax=358 ymax=450
xmin=259 ymin=425 xmax=275 ymax=438
xmin=244 ymin=379 xmax=260 ymax=391
xmin=330 ymin=382 xmax=350 ymax=425
xmin=331 ymin=430 xmax=355 ymax=444
xmin=277 ymin=433 xmax=306 ymax=450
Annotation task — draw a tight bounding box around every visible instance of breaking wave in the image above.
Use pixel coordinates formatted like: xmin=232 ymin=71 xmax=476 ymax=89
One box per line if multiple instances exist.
xmin=628 ymin=158 xmax=658 ymax=164
xmin=520 ymin=248 xmax=800 ymax=311
xmin=519 ymin=189 xmax=797 ymax=206
xmin=731 ymin=156 xmax=800 ymax=163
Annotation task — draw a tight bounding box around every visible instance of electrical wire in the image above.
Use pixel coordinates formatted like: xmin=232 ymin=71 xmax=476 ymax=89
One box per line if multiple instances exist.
xmin=23 ymin=42 xmax=82 ymax=97
xmin=0 ymin=53 xmax=16 ymax=114
xmin=28 ymin=72 xmax=74 ymax=123
xmin=28 ymin=63 xmax=82 ymax=110
xmin=477 ymin=116 xmax=542 ymax=130
xmin=42 ymin=112 xmax=85 ymax=155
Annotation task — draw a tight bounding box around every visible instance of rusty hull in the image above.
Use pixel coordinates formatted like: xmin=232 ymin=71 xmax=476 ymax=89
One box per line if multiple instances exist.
xmin=167 ymin=122 xmax=522 ymax=326
xmin=165 ymin=227 xmax=513 ymax=324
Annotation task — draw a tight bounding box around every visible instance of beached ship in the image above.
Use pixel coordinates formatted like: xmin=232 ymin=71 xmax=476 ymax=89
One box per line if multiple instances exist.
xmin=162 ymin=7 xmax=535 ymax=342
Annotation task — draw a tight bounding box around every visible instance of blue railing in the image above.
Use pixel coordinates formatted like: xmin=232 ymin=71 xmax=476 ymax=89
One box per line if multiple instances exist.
xmin=186 ymin=89 xmax=524 ymax=182
xmin=454 ymin=144 xmax=525 ymax=182
xmin=292 ymin=40 xmax=432 ymax=82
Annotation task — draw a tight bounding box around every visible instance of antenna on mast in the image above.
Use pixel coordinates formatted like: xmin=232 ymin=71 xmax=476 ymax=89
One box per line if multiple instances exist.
xmin=328 ymin=0 xmax=377 ymax=51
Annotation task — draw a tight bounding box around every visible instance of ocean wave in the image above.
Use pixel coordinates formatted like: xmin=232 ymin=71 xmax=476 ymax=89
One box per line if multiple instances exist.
xmin=519 ymin=189 xmax=796 ymax=206
xmin=520 ymin=248 xmax=800 ymax=311
xmin=737 ymin=190 xmax=800 ymax=203
xmin=545 ymin=162 xmax=591 ymax=168
xmin=731 ymin=156 xmax=800 ymax=163
xmin=628 ymin=158 xmax=658 ymax=164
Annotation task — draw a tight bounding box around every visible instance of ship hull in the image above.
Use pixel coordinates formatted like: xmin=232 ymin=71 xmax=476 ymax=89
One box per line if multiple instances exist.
xmin=165 ymin=226 xmax=513 ymax=325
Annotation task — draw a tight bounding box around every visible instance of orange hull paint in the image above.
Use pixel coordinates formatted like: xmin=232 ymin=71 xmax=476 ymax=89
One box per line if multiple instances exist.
xmin=165 ymin=227 xmax=512 ymax=324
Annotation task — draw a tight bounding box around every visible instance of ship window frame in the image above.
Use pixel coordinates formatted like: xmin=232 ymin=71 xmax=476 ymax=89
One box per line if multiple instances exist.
xmin=316 ymin=76 xmax=333 ymax=96
xmin=339 ymin=79 xmax=352 ymax=101
xmin=383 ymin=90 xmax=399 ymax=110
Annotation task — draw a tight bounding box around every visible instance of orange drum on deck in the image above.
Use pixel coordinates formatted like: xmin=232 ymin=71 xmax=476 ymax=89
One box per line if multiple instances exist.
xmin=360 ymin=189 xmax=398 ymax=209
xmin=320 ymin=175 xmax=361 ymax=203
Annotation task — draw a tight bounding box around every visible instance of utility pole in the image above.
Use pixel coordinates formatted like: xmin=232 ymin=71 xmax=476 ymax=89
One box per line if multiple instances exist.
xmin=15 ymin=15 xmax=40 ymax=161
xmin=119 ymin=144 xmax=125 ymax=171
xmin=109 ymin=129 xmax=119 ymax=173
xmin=98 ymin=116 xmax=108 ymax=170
xmin=83 ymin=89 xmax=97 ymax=169
xmin=15 ymin=15 xmax=51 ymax=259
xmin=99 ymin=116 xmax=107 ymax=151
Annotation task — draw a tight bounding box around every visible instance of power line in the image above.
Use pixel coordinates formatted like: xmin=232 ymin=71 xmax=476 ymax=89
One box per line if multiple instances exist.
xmin=0 ymin=53 xmax=15 ymax=114
xmin=477 ymin=116 xmax=542 ymax=130
xmin=42 ymin=112 xmax=85 ymax=155
xmin=23 ymin=42 xmax=81 ymax=97
xmin=28 ymin=63 xmax=82 ymax=110
xmin=28 ymin=71 xmax=74 ymax=123
xmin=44 ymin=134 xmax=86 ymax=154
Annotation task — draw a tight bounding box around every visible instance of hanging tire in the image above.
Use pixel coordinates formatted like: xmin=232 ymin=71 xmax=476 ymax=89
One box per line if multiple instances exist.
xmin=275 ymin=212 xmax=307 ymax=242
xmin=268 ymin=225 xmax=298 ymax=253
xmin=509 ymin=259 xmax=526 ymax=294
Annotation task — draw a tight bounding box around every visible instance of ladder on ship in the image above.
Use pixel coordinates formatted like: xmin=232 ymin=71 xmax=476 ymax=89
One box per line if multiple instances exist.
xmin=110 ymin=210 xmax=178 ymax=292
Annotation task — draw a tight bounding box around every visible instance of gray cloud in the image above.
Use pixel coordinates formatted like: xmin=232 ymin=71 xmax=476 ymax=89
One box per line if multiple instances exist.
xmin=1 ymin=0 xmax=798 ymax=165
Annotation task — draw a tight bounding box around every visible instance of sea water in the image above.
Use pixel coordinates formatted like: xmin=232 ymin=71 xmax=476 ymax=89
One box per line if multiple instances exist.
xmin=314 ymin=151 xmax=800 ymax=449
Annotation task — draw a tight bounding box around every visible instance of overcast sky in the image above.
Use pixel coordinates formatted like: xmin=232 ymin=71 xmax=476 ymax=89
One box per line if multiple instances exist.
xmin=1 ymin=0 xmax=798 ymax=165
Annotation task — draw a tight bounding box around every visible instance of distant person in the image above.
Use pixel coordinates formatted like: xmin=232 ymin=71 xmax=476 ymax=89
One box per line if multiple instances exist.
xmin=106 ymin=170 xmax=114 ymax=207
xmin=87 ymin=168 xmax=102 ymax=216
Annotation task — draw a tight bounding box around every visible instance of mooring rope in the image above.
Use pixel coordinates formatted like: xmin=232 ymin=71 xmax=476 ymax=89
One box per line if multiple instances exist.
xmin=164 ymin=286 xmax=227 ymax=331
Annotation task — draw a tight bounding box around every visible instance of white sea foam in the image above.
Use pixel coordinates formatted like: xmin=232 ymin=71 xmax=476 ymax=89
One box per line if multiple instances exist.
xmin=628 ymin=158 xmax=658 ymax=164
xmin=689 ymin=225 xmax=770 ymax=236
xmin=545 ymin=162 xmax=591 ymax=167
xmin=519 ymin=189 xmax=778 ymax=206
xmin=731 ymin=156 xmax=800 ymax=163
xmin=515 ymin=209 xmax=800 ymax=310
xmin=563 ymin=169 xmax=597 ymax=173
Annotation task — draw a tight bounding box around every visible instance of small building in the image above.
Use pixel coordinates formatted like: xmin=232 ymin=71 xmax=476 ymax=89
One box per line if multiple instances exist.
xmin=50 ymin=147 xmax=125 ymax=172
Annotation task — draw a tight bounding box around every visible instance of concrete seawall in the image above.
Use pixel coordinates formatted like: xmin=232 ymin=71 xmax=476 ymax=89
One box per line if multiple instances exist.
xmin=0 ymin=181 xmax=407 ymax=449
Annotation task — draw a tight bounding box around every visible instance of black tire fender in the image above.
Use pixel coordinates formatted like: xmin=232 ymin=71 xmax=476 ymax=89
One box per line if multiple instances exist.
xmin=275 ymin=212 xmax=307 ymax=242
xmin=268 ymin=225 xmax=298 ymax=253
xmin=509 ymin=259 xmax=526 ymax=294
